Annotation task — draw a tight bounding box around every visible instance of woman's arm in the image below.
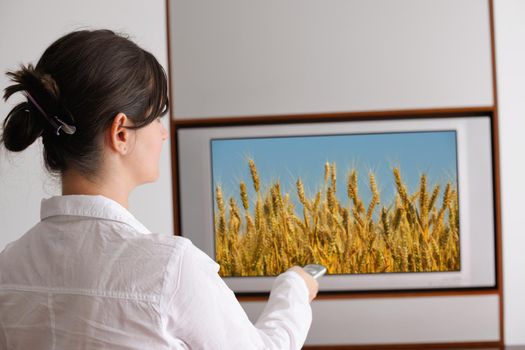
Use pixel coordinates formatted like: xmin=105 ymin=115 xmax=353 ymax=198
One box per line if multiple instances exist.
xmin=163 ymin=242 xmax=313 ymax=350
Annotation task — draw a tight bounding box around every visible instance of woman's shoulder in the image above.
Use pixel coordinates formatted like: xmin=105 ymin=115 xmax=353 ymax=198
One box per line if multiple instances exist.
xmin=143 ymin=233 xmax=192 ymax=249
xmin=130 ymin=233 xmax=193 ymax=264
xmin=140 ymin=234 xmax=217 ymax=271
xmin=146 ymin=234 xmax=217 ymax=267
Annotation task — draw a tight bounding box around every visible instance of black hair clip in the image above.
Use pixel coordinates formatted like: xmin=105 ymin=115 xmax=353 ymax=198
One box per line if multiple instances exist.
xmin=25 ymin=92 xmax=76 ymax=136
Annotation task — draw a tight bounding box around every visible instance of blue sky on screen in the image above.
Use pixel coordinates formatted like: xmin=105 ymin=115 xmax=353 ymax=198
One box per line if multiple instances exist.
xmin=211 ymin=131 xmax=458 ymax=215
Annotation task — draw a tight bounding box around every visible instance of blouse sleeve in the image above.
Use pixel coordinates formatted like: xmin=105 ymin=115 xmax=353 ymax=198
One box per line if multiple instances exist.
xmin=163 ymin=241 xmax=312 ymax=350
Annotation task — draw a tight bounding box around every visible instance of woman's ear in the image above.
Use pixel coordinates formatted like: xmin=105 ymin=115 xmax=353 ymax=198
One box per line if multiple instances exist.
xmin=108 ymin=113 xmax=132 ymax=155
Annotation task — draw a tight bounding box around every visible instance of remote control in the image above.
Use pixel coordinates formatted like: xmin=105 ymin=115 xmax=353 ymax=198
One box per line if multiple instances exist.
xmin=303 ymin=264 xmax=327 ymax=279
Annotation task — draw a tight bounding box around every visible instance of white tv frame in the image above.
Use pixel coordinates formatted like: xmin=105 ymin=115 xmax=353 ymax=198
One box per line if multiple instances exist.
xmin=177 ymin=115 xmax=496 ymax=293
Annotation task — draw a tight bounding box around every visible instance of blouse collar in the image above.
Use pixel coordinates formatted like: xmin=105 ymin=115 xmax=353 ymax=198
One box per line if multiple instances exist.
xmin=40 ymin=195 xmax=151 ymax=234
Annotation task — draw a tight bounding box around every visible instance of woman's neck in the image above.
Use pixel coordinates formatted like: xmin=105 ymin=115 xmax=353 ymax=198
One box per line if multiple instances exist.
xmin=61 ymin=170 xmax=131 ymax=209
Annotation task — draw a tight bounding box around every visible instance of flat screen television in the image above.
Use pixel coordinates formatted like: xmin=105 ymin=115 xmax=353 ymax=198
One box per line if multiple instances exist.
xmin=176 ymin=116 xmax=496 ymax=293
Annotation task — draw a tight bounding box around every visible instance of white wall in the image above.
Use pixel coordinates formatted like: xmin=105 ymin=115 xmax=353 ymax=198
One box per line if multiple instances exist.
xmin=493 ymin=0 xmax=525 ymax=345
xmin=0 ymin=0 xmax=173 ymax=252
xmin=171 ymin=0 xmax=493 ymax=118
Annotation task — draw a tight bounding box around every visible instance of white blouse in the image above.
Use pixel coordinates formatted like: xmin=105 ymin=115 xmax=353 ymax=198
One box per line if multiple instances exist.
xmin=0 ymin=195 xmax=312 ymax=349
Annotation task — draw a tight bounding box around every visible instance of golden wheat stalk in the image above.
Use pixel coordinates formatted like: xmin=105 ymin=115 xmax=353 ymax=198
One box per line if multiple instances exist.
xmin=248 ymin=159 xmax=260 ymax=193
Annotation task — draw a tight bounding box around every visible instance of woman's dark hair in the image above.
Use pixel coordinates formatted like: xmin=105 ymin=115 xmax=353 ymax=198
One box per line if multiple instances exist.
xmin=1 ymin=29 xmax=169 ymax=176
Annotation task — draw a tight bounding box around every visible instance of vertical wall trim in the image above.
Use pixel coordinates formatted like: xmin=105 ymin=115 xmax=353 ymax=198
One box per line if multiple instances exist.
xmin=487 ymin=0 xmax=504 ymax=345
xmin=165 ymin=0 xmax=181 ymax=235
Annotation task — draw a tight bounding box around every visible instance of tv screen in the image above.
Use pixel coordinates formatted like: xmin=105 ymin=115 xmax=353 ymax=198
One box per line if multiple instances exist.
xmin=210 ymin=131 xmax=460 ymax=278
xmin=177 ymin=116 xmax=496 ymax=293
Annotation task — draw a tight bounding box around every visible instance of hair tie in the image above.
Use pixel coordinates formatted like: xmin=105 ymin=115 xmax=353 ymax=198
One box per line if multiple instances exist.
xmin=24 ymin=92 xmax=76 ymax=136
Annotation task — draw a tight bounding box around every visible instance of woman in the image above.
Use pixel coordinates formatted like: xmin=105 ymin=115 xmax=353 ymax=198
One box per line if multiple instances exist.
xmin=0 ymin=29 xmax=318 ymax=349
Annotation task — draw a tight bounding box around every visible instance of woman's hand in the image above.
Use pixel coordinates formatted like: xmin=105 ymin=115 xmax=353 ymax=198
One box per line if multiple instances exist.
xmin=287 ymin=266 xmax=319 ymax=302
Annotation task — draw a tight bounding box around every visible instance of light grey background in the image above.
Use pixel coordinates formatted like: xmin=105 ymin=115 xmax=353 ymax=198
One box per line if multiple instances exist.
xmin=243 ymin=294 xmax=499 ymax=345
xmin=494 ymin=0 xmax=525 ymax=344
xmin=170 ymin=0 xmax=493 ymax=119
